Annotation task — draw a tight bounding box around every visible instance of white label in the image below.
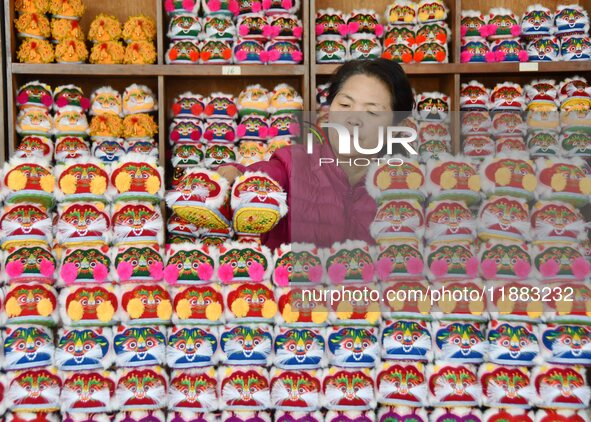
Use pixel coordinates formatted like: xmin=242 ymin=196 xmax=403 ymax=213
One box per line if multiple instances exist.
xmin=222 ymin=66 xmax=241 ymax=75
xmin=519 ymin=62 xmax=539 ymax=72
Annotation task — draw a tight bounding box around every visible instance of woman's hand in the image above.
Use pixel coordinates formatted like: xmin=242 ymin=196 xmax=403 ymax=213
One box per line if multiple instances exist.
xmin=217 ymin=165 xmax=243 ymax=184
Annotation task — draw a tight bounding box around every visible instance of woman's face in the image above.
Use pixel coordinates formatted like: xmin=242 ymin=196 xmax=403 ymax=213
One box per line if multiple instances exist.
xmin=328 ymin=74 xmax=394 ymax=159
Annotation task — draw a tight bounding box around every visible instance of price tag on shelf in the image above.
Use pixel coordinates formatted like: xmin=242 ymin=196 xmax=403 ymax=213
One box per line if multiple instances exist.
xmin=519 ymin=62 xmax=539 ymax=72
xmin=222 ymin=65 xmax=242 ymax=75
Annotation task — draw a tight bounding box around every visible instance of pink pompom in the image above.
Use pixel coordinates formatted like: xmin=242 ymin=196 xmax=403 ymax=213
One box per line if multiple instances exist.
xmin=60 ymin=262 xmax=78 ymax=285
xmin=197 ymin=263 xmax=214 ymax=281
xmin=149 ymin=262 xmax=164 ymax=280
xmin=375 ymin=257 xmax=393 ymax=280
xmin=56 ymin=96 xmax=68 ymax=108
xmin=460 ymin=25 xmax=468 ymax=37
xmin=268 ymin=49 xmax=281 ymax=62
xmin=481 ymin=259 xmax=497 ymax=279
xmin=183 ymin=0 xmax=195 ymax=11
xmin=362 ymin=263 xmax=375 ymax=282
xmin=208 ymin=0 xmax=221 ymax=11
xmin=267 ymin=126 xmax=278 ymax=138
xmin=328 ymin=263 xmax=347 ymax=284
xmin=540 ymin=259 xmax=559 ymax=278
xmin=218 ymin=263 xmax=234 ymax=283
xmin=348 ymin=22 xmax=360 ymax=34
xmin=93 ymin=263 xmax=108 ymax=282
xmin=315 ymin=24 xmax=325 ymax=35
xmin=487 ymin=24 xmax=498 ymax=36
xmin=495 ymin=50 xmax=506 ymax=62
xmin=282 ymin=0 xmax=292 ymax=8
xmin=337 ymin=24 xmax=349 ymax=36
xmin=514 ymin=259 xmax=531 ymax=279
xmin=239 ymin=25 xmax=250 ymax=36
xmin=248 ymin=261 xmax=265 ymax=282
xmin=407 ymin=257 xmax=423 ymax=275
xmin=237 ymin=124 xmax=247 ymax=138
xmin=308 ymin=264 xmax=323 ymax=283
xmin=510 ymin=24 xmax=521 ymax=37
xmin=252 ymin=1 xmax=261 ymax=12
xmin=485 ymin=51 xmax=497 ymax=62
xmin=165 ymin=0 xmax=175 ymax=13
xmin=460 ymin=51 xmax=473 ymax=63
xmin=163 ymin=264 xmax=180 ymax=285
xmin=478 ymin=26 xmax=490 ymax=38
xmin=16 ymin=91 xmax=29 ymax=105
xmin=572 ymin=257 xmax=591 ymax=280
xmin=262 ymin=25 xmax=274 ymax=38
xmin=466 ymin=257 xmax=479 ymax=277
xmin=80 ymin=97 xmax=91 ymax=110
xmin=293 ymin=26 xmax=303 ymax=39
xmin=292 ymin=50 xmax=303 ymax=62
xmin=190 ymin=130 xmax=201 ymax=141
xmin=262 ymin=0 xmax=271 ymax=9
xmin=40 ymin=259 xmax=55 ymax=277
xmin=259 ymin=126 xmax=268 ymax=138
xmin=375 ymin=24 xmax=384 ymax=37
xmin=41 ymin=94 xmax=52 ymax=107
xmin=6 ymin=260 xmax=24 ymax=277
xmin=430 ymin=259 xmax=448 ymax=277
xmin=117 ymin=261 xmax=134 ymax=282
xmin=229 ymin=0 xmax=240 ymax=14
xmin=235 ymin=50 xmax=247 ymax=62
xmin=288 ymin=122 xmax=301 ymax=136
xmin=274 ymin=265 xmax=290 ymax=286
xmin=260 ymin=51 xmax=270 ymax=63
xmin=518 ymin=50 xmax=529 ymax=62
xmin=170 ymin=130 xmax=180 ymax=142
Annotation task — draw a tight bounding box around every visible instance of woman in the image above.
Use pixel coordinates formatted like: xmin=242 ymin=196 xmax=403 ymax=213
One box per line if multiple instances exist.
xmin=218 ymin=59 xmax=415 ymax=249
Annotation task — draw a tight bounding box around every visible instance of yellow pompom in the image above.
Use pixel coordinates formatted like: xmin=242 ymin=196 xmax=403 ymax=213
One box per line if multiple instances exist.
xmin=580 ymin=177 xmax=591 ymax=195
xmin=97 ymin=301 xmax=114 ymax=322
xmin=438 ymin=298 xmax=455 ymax=313
xmin=262 ymin=300 xmax=278 ymax=319
xmin=389 ymin=297 xmax=403 ymax=312
xmin=418 ymin=12 xmax=429 ymax=21
xmin=440 ymin=170 xmax=457 ymax=189
xmin=211 ymin=173 xmax=221 ymax=181
xmin=434 ymin=10 xmax=445 ymax=19
xmin=365 ymin=301 xmax=381 ymax=324
xmin=336 ymin=301 xmax=353 ymax=320
xmin=404 ymin=14 xmax=414 ymax=23
xmin=157 ymin=299 xmax=172 ymax=320
xmin=5 ymin=297 xmax=22 ymax=317
xmin=527 ymin=300 xmax=543 ymax=319
xmin=127 ymin=298 xmax=144 ymax=319
xmin=469 ymin=299 xmax=484 ymax=316
xmin=37 ymin=298 xmax=53 ymax=316
xmin=145 ymin=175 xmax=160 ymax=195
xmin=90 ymin=175 xmax=107 ymax=195
xmin=555 ymin=297 xmax=573 ymax=315
xmin=67 ymin=300 xmax=84 ymax=321
xmin=551 ymin=173 xmax=567 ymax=192
xmin=282 ymin=303 xmax=299 ymax=323
xmin=390 ymin=12 xmax=399 ymax=22
xmin=376 ymin=170 xmax=391 ymax=190
xmin=498 ymin=298 xmax=514 ymax=315
xmin=6 ymin=170 xmax=27 ymax=191
xmin=115 ymin=172 xmax=132 ymax=193
xmin=231 ymin=298 xmax=249 ymax=318
xmin=176 ymin=299 xmax=192 ymax=320
xmin=494 ymin=167 xmax=512 ymax=186
xmin=311 ymin=305 xmax=329 ymax=324
xmin=522 ymin=174 xmax=537 ymax=192
xmin=60 ymin=174 xmax=77 ymax=195
xmin=468 ymin=175 xmax=481 ymax=192
xmin=418 ymin=298 xmax=431 ymax=315
xmin=406 ymin=172 xmax=422 ymax=190
xmin=39 ymin=174 xmax=55 ymax=193
xmin=205 ymin=302 xmax=222 ymax=321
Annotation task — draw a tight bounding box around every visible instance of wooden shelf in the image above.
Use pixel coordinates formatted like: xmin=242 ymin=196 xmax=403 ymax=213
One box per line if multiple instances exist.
xmin=11 ymin=63 xmax=307 ymax=77
xmin=458 ymin=61 xmax=591 ymax=74
xmin=315 ymin=63 xmax=461 ymax=76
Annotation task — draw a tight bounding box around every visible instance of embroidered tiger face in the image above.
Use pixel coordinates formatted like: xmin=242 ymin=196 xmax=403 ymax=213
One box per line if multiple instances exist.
xmin=169 ymin=371 xmax=217 ymax=411
xmin=328 ymin=328 xmax=378 ymax=366
xmin=167 ymin=328 xmax=217 ymax=368
xmin=274 ymin=329 xmax=325 ymax=368
xmin=382 ymin=321 xmax=431 ymax=360
xmin=323 ymin=370 xmax=374 ymax=407
xmin=114 ymin=326 xmax=165 ymax=366
xmin=117 ymin=369 xmax=167 ymax=409
xmin=436 ymin=323 xmax=486 ymax=362
xmin=271 ymin=371 xmax=320 ymax=408
xmin=4 ymin=326 xmax=53 ymax=370
xmin=542 ymin=325 xmax=591 ymax=363
xmin=221 ymin=370 xmax=269 ymax=408
xmin=56 ymin=328 xmax=109 ymax=370
xmin=377 ymin=364 xmax=426 ymax=403
xmin=221 ymin=326 xmax=272 ymax=363
xmin=488 ymin=323 xmax=538 ymax=364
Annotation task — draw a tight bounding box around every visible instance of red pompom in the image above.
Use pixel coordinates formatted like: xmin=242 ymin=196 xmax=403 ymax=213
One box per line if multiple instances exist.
xmin=190 ymin=130 xmax=201 ymax=141
xmin=289 ymin=122 xmax=301 ymax=136
xmin=239 ymin=25 xmax=250 ymax=37
xmin=362 ymin=263 xmax=375 ymax=282
xmin=281 ymin=0 xmax=292 ymax=8
xmin=227 ymin=104 xmax=237 ymax=117
xmin=252 ymin=1 xmax=261 ymax=12
xmin=229 ymin=0 xmax=240 ymax=15
xmin=348 ymin=22 xmax=360 ymax=34
xmin=165 ymin=0 xmax=175 ymax=13
xmin=17 ymin=91 xmax=29 ymax=105
xmin=235 ymin=49 xmax=247 ymax=62
xmin=376 ymin=257 xmax=393 ymax=280
xmin=56 ymin=96 xmax=69 ymax=108
xmin=170 ymin=130 xmax=180 ymax=142
xmin=183 ymin=0 xmax=195 ymax=12
xmin=460 ymin=51 xmax=473 ymax=63
xmin=485 ymin=51 xmax=497 ymax=62
xmin=191 ymin=103 xmax=203 ymax=116
xmin=80 ymin=97 xmax=91 ymax=110
xmin=208 ymin=0 xmax=221 ymax=11
xmin=518 ymin=50 xmax=529 ymax=62
xmin=293 ymin=26 xmax=303 ymax=39
xmin=406 ymin=257 xmax=423 ymax=275
xmin=189 ymin=50 xmax=200 ymax=62
xmin=540 ymin=259 xmax=559 ymax=278
xmin=172 ymin=103 xmax=182 ymax=116
xmin=292 ymin=50 xmax=303 ymax=62
xmin=374 ymin=24 xmax=384 ymax=37
xmin=514 ymin=259 xmax=531 ymax=280
xmin=225 ymin=131 xmax=235 ymax=142
xmin=460 ymin=25 xmax=468 ymax=37
xmin=315 ymin=24 xmax=325 ymax=36
xmin=572 ymin=257 xmax=591 ymax=280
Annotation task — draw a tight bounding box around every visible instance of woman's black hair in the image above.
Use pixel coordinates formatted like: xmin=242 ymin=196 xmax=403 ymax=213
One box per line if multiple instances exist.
xmin=326 ymin=59 xmax=415 ymax=117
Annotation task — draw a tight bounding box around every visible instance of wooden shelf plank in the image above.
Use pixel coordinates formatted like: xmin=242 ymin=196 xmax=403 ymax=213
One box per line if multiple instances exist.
xmin=315 ymin=63 xmax=462 ymax=76
xmin=11 ymin=63 xmax=307 ymax=76
xmin=457 ymin=61 xmax=591 ymax=74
